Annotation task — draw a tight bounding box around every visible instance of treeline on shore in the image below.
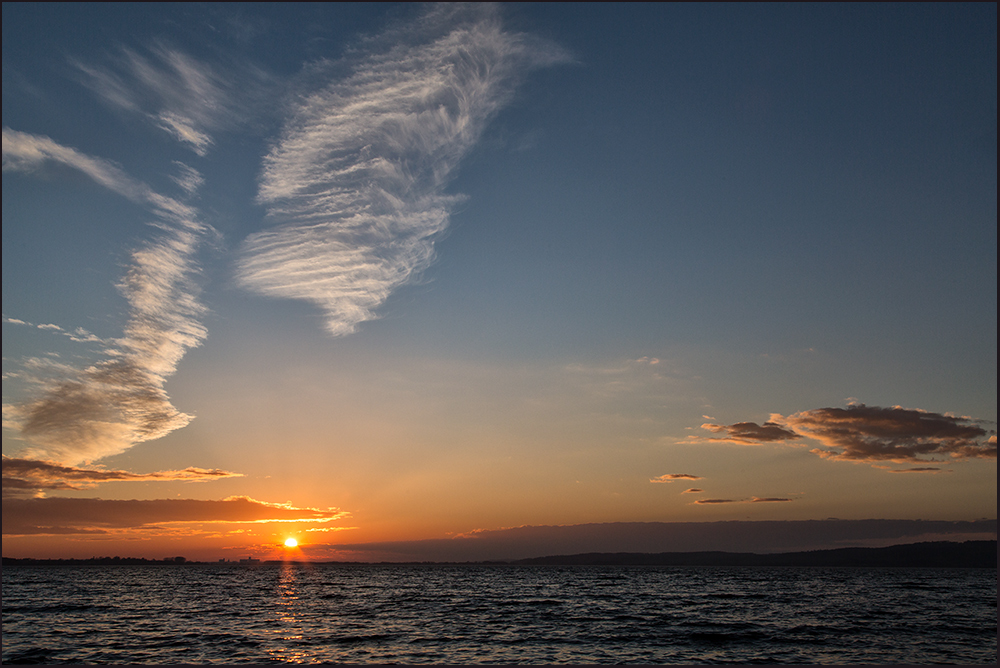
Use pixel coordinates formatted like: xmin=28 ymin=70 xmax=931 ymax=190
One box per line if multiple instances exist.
xmin=2 ymin=555 xmax=191 ymax=566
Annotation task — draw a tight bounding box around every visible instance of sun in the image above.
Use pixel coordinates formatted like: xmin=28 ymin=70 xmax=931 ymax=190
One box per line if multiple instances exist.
xmin=284 ymin=537 xmax=298 ymax=548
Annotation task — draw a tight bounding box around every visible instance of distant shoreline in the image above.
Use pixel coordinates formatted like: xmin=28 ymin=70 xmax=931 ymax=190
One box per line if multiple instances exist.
xmin=3 ymin=539 xmax=996 ymax=568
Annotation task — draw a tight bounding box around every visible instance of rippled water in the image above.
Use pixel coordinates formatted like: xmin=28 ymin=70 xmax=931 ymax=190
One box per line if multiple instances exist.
xmin=2 ymin=564 xmax=996 ymax=664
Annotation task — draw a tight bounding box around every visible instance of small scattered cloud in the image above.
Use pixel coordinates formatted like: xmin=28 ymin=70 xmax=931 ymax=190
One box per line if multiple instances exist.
xmin=2 ymin=495 xmax=349 ymax=535
xmin=748 ymin=497 xmax=793 ymax=503
xmin=692 ymin=404 xmax=996 ymax=466
xmin=68 ymin=328 xmax=104 ymax=344
xmin=682 ymin=488 xmax=704 ymax=494
xmin=885 ymin=467 xmax=946 ymax=474
xmin=3 ymin=316 xmax=108 ymax=346
xmin=2 ymin=456 xmax=242 ymax=498
xmin=694 ymin=498 xmax=736 ymax=504
xmin=650 ymin=473 xmax=703 ymax=483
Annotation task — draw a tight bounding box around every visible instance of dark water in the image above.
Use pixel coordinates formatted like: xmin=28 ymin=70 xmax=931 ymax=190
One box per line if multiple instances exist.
xmin=2 ymin=564 xmax=996 ymax=664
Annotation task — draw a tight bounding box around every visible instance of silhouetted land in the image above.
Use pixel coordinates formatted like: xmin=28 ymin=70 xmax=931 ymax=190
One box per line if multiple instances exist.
xmin=2 ymin=555 xmax=191 ymax=566
xmin=511 ymin=540 xmax=997 ymax=568
xmin=4 ymin=540 xmax=995 ymax=568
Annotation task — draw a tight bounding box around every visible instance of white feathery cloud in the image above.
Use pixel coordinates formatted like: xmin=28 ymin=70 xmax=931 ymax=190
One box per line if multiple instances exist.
xmin=2 ymin=130 xmax=209 ymax=465
xmin=170 ymin=162 xmax=205 ymax=196
xmin=73 ymin=44 xmax=262 ymax=156
xmin=2 ymin=128 xmax=198 ymax=225
xmin=157 ymin=112 xmax=213 ymax=156
xmin=237 ymin=4 xmax=569 ymax=336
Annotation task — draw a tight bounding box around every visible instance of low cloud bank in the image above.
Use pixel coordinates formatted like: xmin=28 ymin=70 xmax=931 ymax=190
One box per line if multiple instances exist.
xmin=2 ymin=496 xmax=348 ymax=535
xmin=317 ymin=519 xmax=997 ymax=562
xmin=1 ymin=456 xmax=242 ymax=498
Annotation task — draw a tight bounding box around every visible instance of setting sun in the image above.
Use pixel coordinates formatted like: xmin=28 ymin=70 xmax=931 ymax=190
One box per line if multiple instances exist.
xmin=284 ymin=538 xmax=298 ymax=548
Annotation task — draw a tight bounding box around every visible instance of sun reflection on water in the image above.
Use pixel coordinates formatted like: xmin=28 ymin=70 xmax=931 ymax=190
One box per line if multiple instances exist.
xmin=263 ymin=563 xmax=311 ymax=662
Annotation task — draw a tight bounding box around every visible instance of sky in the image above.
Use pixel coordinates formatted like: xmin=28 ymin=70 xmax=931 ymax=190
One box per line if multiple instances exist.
xmin=2 ymin=3 xmax=996 ymax=562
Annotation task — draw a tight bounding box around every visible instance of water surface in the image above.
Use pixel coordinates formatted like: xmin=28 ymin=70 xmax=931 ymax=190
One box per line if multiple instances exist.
xmin=2 ymin=564 xmax=995 ymax=664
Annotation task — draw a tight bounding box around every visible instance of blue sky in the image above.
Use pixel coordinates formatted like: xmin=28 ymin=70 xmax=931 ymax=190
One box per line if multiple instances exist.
xmin=2 ymin=3 xmax=996 ymax=560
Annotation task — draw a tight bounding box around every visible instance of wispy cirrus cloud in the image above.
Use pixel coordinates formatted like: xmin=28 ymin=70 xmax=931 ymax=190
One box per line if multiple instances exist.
xmin=2 ymin=495 xmax=349 ymax=535
xmin=170 ymin=161 xmax=205 ymax=196
xmin=1 ymin=456 xmax=242 ymax=498
xmin=72 ymin=45 xmax=266 ymax=156
xmin=650 ymin=473 xmax=702 ymax=483
xmin=2 ymin=130 xmax=209 ymax=465
xmin=237 ymin=4 xmax=570 ymax=336
xmin=695 ymin=404 xmax=996 ymax=465
xmin=3 ymin=128 xmax=197 ymax=220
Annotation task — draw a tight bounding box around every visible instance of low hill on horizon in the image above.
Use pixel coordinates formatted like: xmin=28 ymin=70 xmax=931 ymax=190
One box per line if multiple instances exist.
xmin=512 ymin=540 xmax=997 ymax=568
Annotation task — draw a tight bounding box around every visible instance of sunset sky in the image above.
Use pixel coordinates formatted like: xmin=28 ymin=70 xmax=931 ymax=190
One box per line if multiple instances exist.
xmin=3 ymin=3 xmax=996 ymax=562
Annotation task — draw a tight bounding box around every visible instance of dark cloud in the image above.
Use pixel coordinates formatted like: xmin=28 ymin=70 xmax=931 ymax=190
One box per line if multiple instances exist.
xmin=682 ymin=488 xmax=704 ymax=494
xmin=888 ymin=467 xmax=944 ymax=473
xmin=2 ymin=456 xmax=242 ymax=498
xmin=650 ymin=473 xmax=703 ymax=483
xmin=9 ymin=358 xmax=199 ymax=465
xmin=784 ymin=405 xmax=996 ymax=463
xmin=2 ymin=496 xmax=349 ymax=535
xmin=693 ymin=496 xmax=793 ymax=505
xmin=699 ymin=421 xmax=799 ymax=444
xmin=698 ymin=404 xmax=995 ymax=464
